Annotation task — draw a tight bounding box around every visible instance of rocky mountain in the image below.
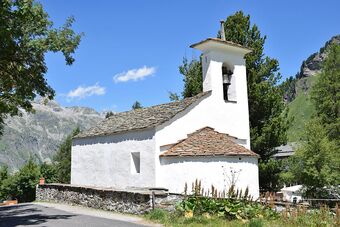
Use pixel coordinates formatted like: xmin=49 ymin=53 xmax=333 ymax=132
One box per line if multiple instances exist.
xmin=297 ymin=35 xmax=340 ymax=78
xmin=283 ymin=35 xmax=339 ymax=141
xmin=0 ymin=99 xmax=104 ymax=171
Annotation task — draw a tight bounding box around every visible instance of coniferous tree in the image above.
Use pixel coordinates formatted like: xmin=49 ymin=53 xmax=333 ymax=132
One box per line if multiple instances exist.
xmin=177 ymin=12 xmax=288 ymax=191
xmin=53 ymin=128 xmax=80 ymax=183
xmin=222 ymin=11 xmax=288 ymax=160
xmin=281 ymin=43 xmax=340 ymax=197
xmin=105 ymin=111 xmax=114 ymax=118
xmin=168 ymin=92 xmax=180 ymax=102
xmin=178 ymin=11 xmax=288 ymax=160
xmin=132 ymin=101 xmax=143 ymax=110
xmin=311 ymin=43 xmax=340 ymax=142
xmin=178 ymin=58 xmax=203 ymax=98
xmin=0 ymin=165 xmax=9 ymax=200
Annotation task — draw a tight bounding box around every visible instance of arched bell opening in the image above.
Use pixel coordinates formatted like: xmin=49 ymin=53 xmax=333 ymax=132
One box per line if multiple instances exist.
xmin=222 ymin=63 xmax=235 ymax=102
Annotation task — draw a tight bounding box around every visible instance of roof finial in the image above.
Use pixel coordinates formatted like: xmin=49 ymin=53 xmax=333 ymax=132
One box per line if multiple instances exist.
xmin=220 ymin=20 xmax=226 ymax=41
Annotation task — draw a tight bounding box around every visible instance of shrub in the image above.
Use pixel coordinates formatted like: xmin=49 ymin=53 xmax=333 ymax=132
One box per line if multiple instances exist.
xmin=40 ymin=162 xmax=58 ymax=183
xmin=0 ymin=159 xmax=40 ymax=202
xmin=177 ymin=180 xmax=278 ymax=221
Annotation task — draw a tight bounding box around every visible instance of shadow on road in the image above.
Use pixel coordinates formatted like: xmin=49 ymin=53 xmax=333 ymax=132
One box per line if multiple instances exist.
xmin=0 ymin=204 xmax=75 ymax=227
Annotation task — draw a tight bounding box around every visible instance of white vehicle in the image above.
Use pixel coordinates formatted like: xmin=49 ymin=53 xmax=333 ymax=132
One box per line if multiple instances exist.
xmin=280 ymin=185 xmax=303 ymax=203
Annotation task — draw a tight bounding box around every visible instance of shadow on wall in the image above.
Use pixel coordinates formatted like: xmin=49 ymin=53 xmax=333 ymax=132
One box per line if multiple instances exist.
xmin=72 ymin=128 xmax=155 ymax=146
xmin=156 ymin=92 xmax=212 ymax=132
xmin=160 ymin=156 xmax=257 ymax=165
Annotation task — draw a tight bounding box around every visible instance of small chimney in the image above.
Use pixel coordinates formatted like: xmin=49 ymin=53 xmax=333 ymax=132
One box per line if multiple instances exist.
xmin=220 ymin=20 xmax=226 ymax=41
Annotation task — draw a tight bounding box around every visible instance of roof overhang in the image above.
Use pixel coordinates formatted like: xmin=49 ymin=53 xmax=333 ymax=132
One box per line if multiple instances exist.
xmin=190 ymin=38 xmax=252 ymax=55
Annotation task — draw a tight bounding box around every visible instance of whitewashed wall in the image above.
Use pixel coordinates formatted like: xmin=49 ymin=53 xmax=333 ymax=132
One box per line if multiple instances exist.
xmin=71 ymin=129 xmax=156 ymax=189
xmin=158 ymin=156 xmax=259 ymax=198
xmin=154 ymin=47 xmax=258 ymax=195
xmin=71 ymin=42 xmax=258 ymax=196
xmin=155 ymin=50 xmax=250 ymax=150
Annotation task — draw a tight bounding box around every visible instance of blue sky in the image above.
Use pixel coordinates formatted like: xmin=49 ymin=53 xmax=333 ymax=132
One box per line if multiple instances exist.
xmin=40 ymin=0 xmax=339 ymax=112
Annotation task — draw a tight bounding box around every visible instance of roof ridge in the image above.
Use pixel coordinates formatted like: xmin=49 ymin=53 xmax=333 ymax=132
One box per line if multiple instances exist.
xmin=187 ymin=126 xmax=215 ymax=136
xmin=190 ymin=38 xmax=252 ymax=52
xmin=74 ymin=91 xmax=211 ymax=139
xmin=107 ymin=91 xmax=210 ymax=118
xmin=160 ymin=127 xmax=259 ymax=158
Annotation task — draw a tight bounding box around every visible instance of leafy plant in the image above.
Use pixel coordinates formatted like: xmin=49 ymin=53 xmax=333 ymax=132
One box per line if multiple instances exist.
xmin=282 ymin=118 xmax=339 ymax=198
xmin=40 ymin=162 xmax=58 ymax=183
xmin=0 ymin=0 xmax=82 ymax=135
xmin=177 ymin=180 xmax=278 ymax=221
xmin=0 ymin=158 xmax=40 ymax=202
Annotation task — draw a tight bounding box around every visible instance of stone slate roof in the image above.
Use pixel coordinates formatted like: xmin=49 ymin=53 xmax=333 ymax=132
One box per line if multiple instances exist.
xmin=273 ymin=143 xmax=298 ymax=158
xmin=160 ymin=127 xmax=259 ymax=158
xmin=190 ymin=38 xmax=252 ymax=52
xmin=74 ymin=91 xmax=211 ymax=139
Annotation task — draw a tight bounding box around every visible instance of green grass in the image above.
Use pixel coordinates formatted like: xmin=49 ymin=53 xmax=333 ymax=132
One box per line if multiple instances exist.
xmin=286 ymin=76 xmax=318 ymax=142
xmin=145 ymin=208 xmax=339 ymax=227
xmin=145 ymin=209 xmax=246 ymax=226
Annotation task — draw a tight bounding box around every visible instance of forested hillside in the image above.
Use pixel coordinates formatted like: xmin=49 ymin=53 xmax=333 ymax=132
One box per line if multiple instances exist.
xmin=281 ymin=35 xmax=340 ymax=142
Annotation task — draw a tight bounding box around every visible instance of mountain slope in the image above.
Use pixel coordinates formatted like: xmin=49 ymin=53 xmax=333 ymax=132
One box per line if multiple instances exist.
xmin=286 ymin=76 xmax=317 ymax=141
xmin=285 ymin=35 xmax=339 ymax=142
xmin=0 ymin=99 xmax=103 ymax=171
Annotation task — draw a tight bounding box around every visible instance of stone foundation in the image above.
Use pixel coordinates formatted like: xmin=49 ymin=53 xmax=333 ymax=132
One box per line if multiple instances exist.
xmin=36 ymin=184 xmax=183 ymax=214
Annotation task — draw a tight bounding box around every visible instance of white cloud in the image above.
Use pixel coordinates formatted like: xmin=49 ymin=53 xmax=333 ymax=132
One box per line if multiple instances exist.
xmin=66 ymin=83 xmax=106 ymax=101
xmin=113 ymin=66 xmax=156 ymax=83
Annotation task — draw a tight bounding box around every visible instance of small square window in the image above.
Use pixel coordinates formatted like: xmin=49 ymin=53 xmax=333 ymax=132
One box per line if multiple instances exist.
xmin=131 ymin=152 xmax=140 ymax=174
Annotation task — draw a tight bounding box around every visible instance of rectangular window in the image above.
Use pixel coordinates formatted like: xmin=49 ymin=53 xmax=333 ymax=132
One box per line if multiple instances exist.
xmin=131 ymin=152 xmax=140 ymax=174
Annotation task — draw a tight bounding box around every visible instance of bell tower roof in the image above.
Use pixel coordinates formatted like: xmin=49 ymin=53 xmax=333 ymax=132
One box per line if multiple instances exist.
xmin=190 ymin=38 xmax=252 ymax=55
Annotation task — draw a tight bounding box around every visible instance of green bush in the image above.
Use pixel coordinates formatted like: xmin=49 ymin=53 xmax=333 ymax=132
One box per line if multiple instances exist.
xmin=0 ymin=159 xmax=40 ymax=202
xmin=40 ymin=162 xmax=58 ymax=183
xmin=177 ymin=195 xmax=278 ymax=221
xmin=0 ymin=128 xmax=79 ymax=203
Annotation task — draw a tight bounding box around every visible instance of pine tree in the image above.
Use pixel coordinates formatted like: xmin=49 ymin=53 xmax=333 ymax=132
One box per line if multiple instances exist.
xmin=178 ymin=11 xmax=288 ymax=161
xmin=105 ymin=111 xmax=114 ymax=118
xmin=311 ymin=43 xmax=340 ymax=142
xmin=221 ymin=11 xmax=288 ymax=160
xmin=178 ymin=58 xmax=203 ymax=98
xmin=53 ymin=128 xmax=80 ymax=183
xmin=132 ymin=101 xmax=143 ymax=110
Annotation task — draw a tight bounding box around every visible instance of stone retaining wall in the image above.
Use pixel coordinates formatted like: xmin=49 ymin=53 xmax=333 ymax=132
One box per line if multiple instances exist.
xmin=36 ymin=184 xmax=183 ymax=214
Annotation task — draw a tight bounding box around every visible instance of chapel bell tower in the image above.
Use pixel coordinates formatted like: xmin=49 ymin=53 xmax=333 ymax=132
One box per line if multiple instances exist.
xmin=190 ymin=21 xmax=251 ymax=103
xmin=190 ymin=21 xmax=252 ymax=149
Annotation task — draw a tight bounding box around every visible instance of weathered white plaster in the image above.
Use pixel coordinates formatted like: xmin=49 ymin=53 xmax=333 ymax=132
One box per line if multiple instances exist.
xmin=158 ymin=156 xmax=259 ymax=198
xmin=71 ymin=39 xmax=259 ymax=198
xmin=155 ymin=49 xmax=250 ymax=150
xmin=71 ymin=129 xmax=156 ymax=189
xmin=153 ymin=43 xmax=256 ymax=195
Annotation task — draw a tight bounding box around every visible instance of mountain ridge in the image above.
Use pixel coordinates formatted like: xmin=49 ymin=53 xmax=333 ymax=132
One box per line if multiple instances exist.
xmin=284 ymin=35 xmax=339 ymax=142
xmin=0 ymin=99 xmax=104 ymax=171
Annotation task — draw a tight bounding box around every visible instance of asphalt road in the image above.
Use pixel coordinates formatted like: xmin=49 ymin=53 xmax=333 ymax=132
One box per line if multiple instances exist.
xmin=0 ymin=203 xmax=153 ymax=227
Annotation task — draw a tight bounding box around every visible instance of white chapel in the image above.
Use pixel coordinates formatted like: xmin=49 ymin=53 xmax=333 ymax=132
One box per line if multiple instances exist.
xmin=71 ymin=25 xmax=260 ymax=198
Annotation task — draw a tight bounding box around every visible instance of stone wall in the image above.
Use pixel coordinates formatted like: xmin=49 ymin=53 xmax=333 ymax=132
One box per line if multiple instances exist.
xmin=36 ymin=184 xmax=183 ymax=214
